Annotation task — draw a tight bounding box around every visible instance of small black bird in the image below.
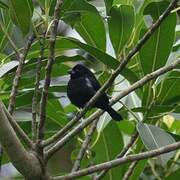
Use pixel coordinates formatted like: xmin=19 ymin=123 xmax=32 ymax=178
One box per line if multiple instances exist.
xmin=67 ymin=64 xmax=123 ymax=121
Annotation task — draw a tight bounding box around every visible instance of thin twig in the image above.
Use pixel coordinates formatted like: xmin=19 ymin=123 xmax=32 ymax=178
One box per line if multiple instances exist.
xmin=42 ymin=0 xmax=178 ymax=148
xmin=122 ymin=161 xmax=138 ymax=180
xmin=95 ymin=132 xmax=138 ymax=179
xmin=51 ymin=141 xmax=180 ymax=180
xmin=8 ymin=33 xmax=35 ymax=115
xmin=38 ymin=0 xmax=63 ymax=140
xmin=32 ymin=33 xmax=46 ymax=143
xmin=44 ymin=58 xmax=180 ymax=160
xmin=71 ymin=119 xmax=98 ymax=172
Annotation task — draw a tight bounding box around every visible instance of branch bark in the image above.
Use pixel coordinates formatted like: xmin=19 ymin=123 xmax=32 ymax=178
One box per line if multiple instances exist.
xmin=32 ymin=33 xmax=46 ymax=143
xmin=38 ymin=0 xmax=63 ymax=140
xmin=8 ymin=33 xmax=35 ymax=115
xmin=45 ymin=59 xmax=180 ymax=160
xmin=51 ymin=141 xmax=180 ymax=180
xmin=0 ymin=102 xmax=42 ymax=179
xmin=3 ymin=104 xmax=33 ymax=148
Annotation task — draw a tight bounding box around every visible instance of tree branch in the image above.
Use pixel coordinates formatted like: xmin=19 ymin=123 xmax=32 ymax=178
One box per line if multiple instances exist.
xmin=44 ymin=59 xmax=180 ymax=160
xmin=3 ymin=104 xmax=33 ymax=148
xmin=1 ymin=33 xmax=35 ymax=148
xmin=8 ymin=33 xmax=35 ymax=115
xmin=42 ymin=0 xmax=178 ymax=148
xmin=32 ymin=33 xmax=46 ymax=143
xmin=0 ymin=102 xmax=42 ymax=179
xmin=71 ymin=119 xmax=98 ymax=172
xmin=38 ymin=0 xmax=63 ymax=140
xmin=51 ymin=142 xmax=180 ymax=180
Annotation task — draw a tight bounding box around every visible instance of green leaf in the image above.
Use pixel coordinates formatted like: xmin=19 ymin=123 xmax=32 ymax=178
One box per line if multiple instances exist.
xmin=140 ymin=1 xmax=176 ymax=75
xmin=104 ymin=0 xmax=113 ymax=14
xmin=61 ymin=0 xmax=97 ymax=16
xmin=156 ymin=71 xmax=180 ymax=105
xmin=93 ymin=123 xmax=124 ymax=179
xmin=140 ymin=1 xmax=176 ymax=107
xmin=137 ymin=122 xmax=176 ymax=166
xmin=0 ymin=61 xmax=18 ymax=78
xmin=0 ymin=1 xmax=8 ymax=9
xmin=0 ymin=20 xmax=13 ymax=52
xmin=108 ymin=5 xmax=135 ymax=56
xmin=47 ymin=99 xmax=68 ymax=127
xmin=113 ymin=0 xmax=129 ymax=5
xmin=165 ymin=168 xmax=180 ymax=180
xmin=129 ymin=160 xmax=147 ymax=180
xmin=8 ymin=0 xmax=34 ymax=36
xmin=118 ymin=120 xmax=135 ymax=135
xmin=74 ymin=12 xmax=106 ymax=51
xmin=29 ymin=37 xmax=139 ymax=83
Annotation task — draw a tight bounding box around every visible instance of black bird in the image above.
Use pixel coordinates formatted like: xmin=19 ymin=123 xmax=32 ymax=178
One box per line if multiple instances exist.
xmin=67 ymin=64 xmax=123 ymax=121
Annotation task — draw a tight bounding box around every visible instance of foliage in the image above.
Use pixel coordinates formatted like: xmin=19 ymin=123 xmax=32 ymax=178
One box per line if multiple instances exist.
xmin=0 ymin=0 xmax=179 ymax=179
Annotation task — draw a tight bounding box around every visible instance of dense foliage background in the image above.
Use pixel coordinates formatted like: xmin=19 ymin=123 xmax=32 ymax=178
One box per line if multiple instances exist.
xmin=0 ymin=0 xmax=179 ymax=179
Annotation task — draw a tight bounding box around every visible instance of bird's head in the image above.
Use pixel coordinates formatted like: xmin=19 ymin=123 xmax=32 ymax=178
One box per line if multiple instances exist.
xmin=68 ymin=64 xmax=92 ymax=79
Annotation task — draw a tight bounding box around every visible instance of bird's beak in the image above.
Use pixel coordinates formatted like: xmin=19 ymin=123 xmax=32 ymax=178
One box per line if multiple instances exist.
xmin=68 ymin=69 xmax=75 ymax=75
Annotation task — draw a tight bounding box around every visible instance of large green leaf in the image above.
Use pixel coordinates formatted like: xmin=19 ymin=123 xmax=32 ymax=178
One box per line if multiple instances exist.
xmin=108 ymin=5 xmax=135 ymax=56
xmin=139 ymin=1 xmax=176 ymax=75
xmin=104 ymin=0 xmax=113 ymax=14
xmin=56 ymin=37 xmax=139 ymax=83
xmin=156 ymin=71 xmax=180 ymax=105
xmin=165 ymin=168 xmax=180 ymax=180
xmin=74 ymin=12 xmax=106 ymax=51
xmin=25 ymin=37 xmax=139 ymax=84
xmin=139 ymin=1 xmax=176 ymax=107
xmin=47 ymin=99 xmax=68 ymax=127
xmin=61 ymin=0 xmax=97 ymax=16
xmin=93 ymin=123 xmax=124 ymax=180
xmin=8 ymin=0 xmax=33 ymax=36
xmin=129 ymin=160 xmax=147 ymax=180
xmin=0 ymin=61 xmax=18 ymax=78
xmin=137 ymin=122 xmax=176 ymax=166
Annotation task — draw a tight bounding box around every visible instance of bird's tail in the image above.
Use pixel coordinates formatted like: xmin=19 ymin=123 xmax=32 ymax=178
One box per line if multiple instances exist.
xmin=105 ymin=106 xmax=123 ymax=121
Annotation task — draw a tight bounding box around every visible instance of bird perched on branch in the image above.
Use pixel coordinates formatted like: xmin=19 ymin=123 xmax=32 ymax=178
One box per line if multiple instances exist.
xmin=67 ymin=64 xmax=123 ymax=121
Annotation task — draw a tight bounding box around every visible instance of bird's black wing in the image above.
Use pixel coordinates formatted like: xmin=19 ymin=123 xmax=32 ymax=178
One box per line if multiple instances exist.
xmin=86 ymin=74 xmax=101 ymax=91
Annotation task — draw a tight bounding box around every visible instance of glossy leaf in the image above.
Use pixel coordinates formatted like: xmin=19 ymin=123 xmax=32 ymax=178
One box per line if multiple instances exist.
xmin=0 ymin=61 xmax=18 ymax=78
xmin=47 ymin=99 xmax=68 ymax=127
xmin=61 ymin=0 xmax=97 ymax=16
xmin=129 ymin=160 xmax=147 ymax=180
xmin=156 ymin=71 xmax=180 ymax=105
xmin=74 ymin=12 xmax=106 ymax=51
xmin=140 ymin=1 xmax=176 ymax=75
xmin=137 ymin=122 xmax=176 ymax=166
xmin=165 ymin=168 xmax=180 ymax=180
xmin=93 ymin=123 xmax=124 ymax=179
xmin=108 ymin=5 xmax=135 ymax=56
xmin=104 ymin=0 xmax=113 ymax=14
xmin=140 ymin=1 xmax=176 ymax=107
xmin=8 ymin=0 xmax=33 ymax=35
